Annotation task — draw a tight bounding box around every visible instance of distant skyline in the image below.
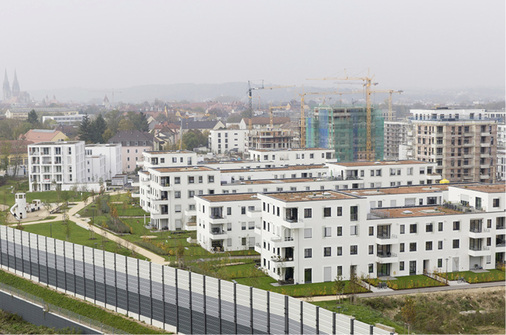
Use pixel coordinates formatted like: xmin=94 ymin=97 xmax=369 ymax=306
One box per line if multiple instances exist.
xmin=0 ymin=0 xmax=504 ymax=93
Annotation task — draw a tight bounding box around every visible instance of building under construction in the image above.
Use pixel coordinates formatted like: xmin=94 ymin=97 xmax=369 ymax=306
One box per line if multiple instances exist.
xmin=305 ymin=106 xmax=384 ymax=162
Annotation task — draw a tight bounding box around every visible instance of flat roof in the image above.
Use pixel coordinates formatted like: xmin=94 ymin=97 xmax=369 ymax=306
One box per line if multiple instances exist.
xmin=198 ymin=193 xmax=260 ymax=202
xmin=30 ymin=141 xmax=82 ymax=146
xmin=370 ymin=206 xmax=461 ymax=219
xmin=151 ymin=166 xmax=215 ymax=173
xmin=264 ymin=190 xmax=358 ymax=202
xmin=221 ymin=164 xmax=326 ymax=173
xmin=330 ymin=160 xmax=429 ymax=167
xmin=452 ymin=184 xmax=505 ymax=194
xmin=346 ymin=185 xmax=448 ymax=196
xmin=250 ymin=148 xmax=331 ymax=152
xmin=145 ymin=150 xmax=194 ymax=154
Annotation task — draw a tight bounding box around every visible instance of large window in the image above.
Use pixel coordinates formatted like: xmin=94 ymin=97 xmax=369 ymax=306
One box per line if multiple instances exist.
xmin=453 ymin=239 xmax=460 ymax=249
xmin=350 ymin=245 xmax=358 ymax=255
xmin=336 ymin=207 xmax=342 ymax=216
xmin=453 ymin=221 xmax=460 ymax=231
xmin=426 ymin=241 xmax=433 ymax=251
xmin=409 ymin=242 xmax=417 ymax=252
xmin=304 ymin=208 xmax=312 ymax=218
xmin=410 ymin=224 xmax=417 ymax=234
xmin=304 ymin=269 xmax=312 ymax=283
xmin=350 ymin=206 xmax=358 ymax=221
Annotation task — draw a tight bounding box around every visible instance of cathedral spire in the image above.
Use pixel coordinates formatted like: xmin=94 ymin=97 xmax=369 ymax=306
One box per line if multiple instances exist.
xmin=11 ymin=70 xmax=20 ymax=97
xmin=3 ymin=70 xmax=11 ymax=101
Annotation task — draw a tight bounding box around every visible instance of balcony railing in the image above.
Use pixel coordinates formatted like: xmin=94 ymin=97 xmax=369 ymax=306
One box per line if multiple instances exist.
xmin=210 ymin=230 xmax=226 ymax=235
xmin=377 ymin=233 xmax=397 ymax=240
xmin=377 ymin=252 xmax=397 ymax=258
xmin=469 ymin=228 xmax=490 ymax=233
xmin=469 ymin=246 xmax=490 ymax=251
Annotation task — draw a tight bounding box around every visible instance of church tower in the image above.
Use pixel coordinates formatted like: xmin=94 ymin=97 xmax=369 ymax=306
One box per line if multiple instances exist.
xmin=11 ymin=70 xmax=20 ymax=97
xmin=3 ymin=70 xmax=11 ymax=101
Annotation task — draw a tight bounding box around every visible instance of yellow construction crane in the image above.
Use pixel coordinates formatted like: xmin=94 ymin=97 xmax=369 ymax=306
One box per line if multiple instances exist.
xmin=268 ymin=105 xmax=290 ymax=128
xmin=370 ymin=89 xmax=403 ymax=121
xmin=247 ymin=81 xmax=295 ymax=117
xmin=308 ymin=73 xmax=377 ymax=161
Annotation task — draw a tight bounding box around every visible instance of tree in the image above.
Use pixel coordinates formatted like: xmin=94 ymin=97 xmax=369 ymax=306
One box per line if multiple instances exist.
xmin=27 ymin=110 xmax=39 ymax=125
xmin=104 ymin=109 xmax=122 ymax=134
xmin=128 ymin=112 xmax=149 ymax=132
xmin=117 ymin=119 xmax=135 ymax=131
xmin=334 ymin=275 xmax=345 ymax=305
xmin=348 ymin=271 xmax=360 ymax=304
xmin=401 ymin=297 xmax=416 ymax=334
xmin=182 ymin=130 xmax=207 ymax=150
xmin=78 ymin=114 xmax=92 ymax=143
xmin=91 ymin=114 xmax=107 ymax=143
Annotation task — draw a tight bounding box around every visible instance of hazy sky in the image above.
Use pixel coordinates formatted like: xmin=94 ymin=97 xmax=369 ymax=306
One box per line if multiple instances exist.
xmin=0 ymin=0 xmax=504 ymax=91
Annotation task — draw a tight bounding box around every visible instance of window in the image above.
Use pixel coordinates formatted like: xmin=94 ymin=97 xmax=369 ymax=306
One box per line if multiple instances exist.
xmin=368 ymin=226 xmax=374 ymax=236
xmin=438 ymin=222 xmax=443 ymax=231
xmin=493 ymin=198 xmax=500 ymax=207
xmin=188 ymin=176 xmax=194 ymax=184
xmin=350 ymin=225 xmax=357 ymax=236
xmin=400 ymin=243 xmax=405 ymax=252
xmin=409 ymin=242 xmax=417 ymax=252
xmin=337 ymin=266 xmax=342 ymax=276
xmin=487 ymin=237 xmax=491 ymax=246
xmin=368 ymin=245 xmax=374 ymax=255
xmin=337 ymin=226 xmax=342 ymax=236
xmin=400 ymin=261 xmax=405 ymax=271
xmin=304 ymin=228 xmax=312 ymax=238
xmin=400 ymin=225 xmax=405 ymax=234
xmin=324 ymin=227 xmax=331 ymax=237
xmin=198 ymin=176 xmax=203 ymax=183
xmin=323 ymin=207 xmax=331 ymax=217
xmin=337 ymin=207 xmax=342 ymax=216
xmin=241 ymin=206 xmax=246 ymax=215
xmin=241 ymin=222 xmax=246 ymax=230
xmin=227 ymin=222 xmax=232 ymax=231
xmin=175 ymin=177 xmax=181 ymax=184
xmin=188 ymin=190 xmax=195 ymax=198
xmin=487 ymin=219 xmax=492 ymax=229
xmin=350 ymin=245 xmax=358 ymax=255
xmin=410 ymin=224 xmax=417 ymax=234
xmin=437 ymin=259 xmax=443 ymax=267
xmin=208 ymin=175 xmax=215 ymax=183
xmin=304 ymin=248 xmax=312 ymax=258
xmin=174 ymin=191 xmax=181 ymax=198
xmin=453 ymin=221 xmax=460 ymax=231
xmin=368 ymin=264 xmax=374 ymax=273
xmin=175 ymin=205 xmax=181 ymax=213
xmin=453 ymin=239 xmax=460 ymax=249
xmin=324 ymin=247 xmax=331 ymax=257
xmin=350 ymin=206 xmax=358 ymax=221
xmin=337 ymin=247 xmax=342 ymax=256
xmin=242 ymin=238 xmax=246 ymax=246
xmin=227 ymin=207 xmax=232 ymax=215
xmin=438 ymin=241 xmax=443 ymax=250
xmin=426 ymin=223 xmax=433 ymax=232
xmin=304 ymin=208 xmax=312 ymax=218
xmin=426 ymin=241 xmax=433 ymax=250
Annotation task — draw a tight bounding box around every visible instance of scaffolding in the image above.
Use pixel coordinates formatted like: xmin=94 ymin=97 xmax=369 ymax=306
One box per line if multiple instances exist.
xmin=306 ymin=106 xmax=384 ymax=162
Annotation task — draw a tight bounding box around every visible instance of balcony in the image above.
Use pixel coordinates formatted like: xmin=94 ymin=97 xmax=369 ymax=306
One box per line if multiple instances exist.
xmin=376 ymin=252 xmax=398 ymax=264
xmin=376 ymin=234 xmax=398 ymax=245
xmin=270 ymin=256 xmax=294 ymax=267
xmin=481 ymin=132 xmax=491 ymax=137
xmin=184 ymin=208 xmax=196 ymax=217
xmin=480 ymin=164 xmax=490 ymax=169
xmin=479 ymin=175 xmax=490 ymax=180
xmin=468 ymin=246 xmax=490 ymax=257
xmin=282 ymin=218 xmax=304 ymax=229
xmin=469 ymin=228 xmax=491 ymax=238
xmin=246 ymin=208 xmax=262 ymax=218
xmin=209 ymin=229 xmax=227 ymax=240
xmin=480 ymin=153 xmax=490 ymax=158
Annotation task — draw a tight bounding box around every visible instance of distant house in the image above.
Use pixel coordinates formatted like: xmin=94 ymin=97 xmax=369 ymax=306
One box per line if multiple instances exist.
xmin=180 ymin=120 xmax=225 ymax=132
xmin=108 ymin=130 xmax=154 ymax=172
xmin=21 ymin=129 xmax=68 ymax=144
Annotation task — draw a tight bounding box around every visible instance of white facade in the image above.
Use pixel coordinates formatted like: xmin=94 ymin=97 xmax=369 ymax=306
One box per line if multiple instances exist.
xmin=138 ymin=150 xmax=197 ymax=170
xmin=85 ymin=144 xmax=122 ymax=180
xmin=28 ymin=141 xmax=86 ymax=192
xmin=42 ymin=114 xmax=86 ymax=125
xmin=195 ymin=193 xmax=261 ymax=252
xmin=256 ymin=184 xmax=505 ymax=284
xmin=85 ymin=155 xmax=106 ymax=183
xmin=249 ymin=148 xmax=334 ymax=165
xmin=209 ymin=129 xmax=248 ymax=154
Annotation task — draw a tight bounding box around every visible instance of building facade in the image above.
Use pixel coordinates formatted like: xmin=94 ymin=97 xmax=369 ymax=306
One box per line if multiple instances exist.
xmin=383 ymin=121 xmax=410 ymax=160
xmin=108 ymin=130 xmax=154 ymax=172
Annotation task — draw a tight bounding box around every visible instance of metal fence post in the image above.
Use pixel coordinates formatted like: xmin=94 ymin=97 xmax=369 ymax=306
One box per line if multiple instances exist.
xmin=203 ymin=275 xmax=207 ymax=334
xmin=0 ymin=227 xmax=3 ymax=269
xmin=218 ymin=278 xmax=222 ymax=334
xmin=350 ymin=317 xmax=355 ymax=335
xmin=250 ymin=286 xmax=253 ymax=334
xmin=54 ymin=238 xmax=58 ymax=290
xmin=316 ymin=306 xmax=319 ymax=334
xmin=267 ymin=291 xmax=270 ymax=334
xmin=234 ymin=282 xmax=237 ymax=334
xmin=285 ymin=295 xmax=289 ymax=334
xmin=175 ymin=268 xmax=179 ymax=334
xmin=189 ymin=271 xmax=193 ymax=334
xmin=370 ymin=324 xmax=374 ymax=335
xmin=300 ymin=301 xmax=304 ymax=335
xmin=137 ymin=258 xmax=140 ymax=321
xmin=333 ymin=312 xmax=336 ymax=334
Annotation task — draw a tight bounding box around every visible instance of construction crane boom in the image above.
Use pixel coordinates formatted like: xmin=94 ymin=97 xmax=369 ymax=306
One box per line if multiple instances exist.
xmin=370 ymin=89 xmax=403 ymax=121
xmin=247 ymin=81 xmax=295 ymax=117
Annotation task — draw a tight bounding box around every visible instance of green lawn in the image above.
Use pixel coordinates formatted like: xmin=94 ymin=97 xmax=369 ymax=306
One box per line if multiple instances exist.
xmin=20 ymin=221 xmax=146 ymax=259
xmin=0 ymin=270 xmax=165 ymax=334
xmin=0 ymin=179 xmax=29 ymax=206
xmin=385 ymin=275 xmax=446 ymax=290
xmin=441 ymin=269 xmax=505 ymax=283
xmin=314 ymin=300 xmax=406 ymax=334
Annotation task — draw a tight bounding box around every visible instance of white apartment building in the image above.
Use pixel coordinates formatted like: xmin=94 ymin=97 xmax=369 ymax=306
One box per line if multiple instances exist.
xmin=28 ymin=141 xmax=86 ymax=192
xmin=256 ymin=183 xmax=505 ymax=284
xmin=85 ymin=155 xmax=106 ymax=183
xmin=42 ymin=114 xmax=86 ymax=125
xmin=384 ymin=121 xmax=410 ymax=160
xmin=137 ymin=150 xmax=198 ymax=170
xmin=195 ymin=193 xmax=261 ymax=252
xmin=209 ymin=129 xmax=248 ymax=154
xmin=249 ymin=148 xmax=334 ymax=165
xmin=85 ymin=144 xmax=122 ymax=180
xmin=497 ymin=124 xmax=506 ymax=181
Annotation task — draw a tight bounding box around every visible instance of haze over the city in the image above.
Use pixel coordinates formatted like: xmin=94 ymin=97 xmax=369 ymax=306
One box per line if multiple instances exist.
xmin=0 ymin=0 xmax=504 ymax=94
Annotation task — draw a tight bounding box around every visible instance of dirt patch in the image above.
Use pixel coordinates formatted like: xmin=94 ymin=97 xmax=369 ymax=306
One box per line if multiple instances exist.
xmin=0 ymin=204 xmax=9 ymax=211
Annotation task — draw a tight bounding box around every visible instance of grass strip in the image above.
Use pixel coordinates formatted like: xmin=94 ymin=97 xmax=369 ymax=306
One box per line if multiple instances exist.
xmin=0 ymin=269 xmax=166 ymax=334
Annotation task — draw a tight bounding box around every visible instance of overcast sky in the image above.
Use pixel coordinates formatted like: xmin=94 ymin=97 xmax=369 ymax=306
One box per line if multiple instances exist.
xmin=0 ymin=0 xmax=504 ymax=92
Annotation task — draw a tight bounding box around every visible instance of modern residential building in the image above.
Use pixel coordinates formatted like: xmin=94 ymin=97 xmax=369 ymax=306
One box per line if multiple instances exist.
xmin=195 ymin=193 xmax=261 ymax=252
xmin=5 ymin=107 xmax=79 ymax=120
xmin=411 ymin=108 xmax=497 ymax=183
xmin=208 ymin=129 xmax=248 ymax=154
xmin=248 ymin=129 xmax=295 ymax=150
xmin=84 ymin=144 xmax=122 ymax=181
xmin=42 ymin=114 xmax=87 ymax=125
xmin=249 ymin=148 xmax=334 ymax=165
xmin=305 ymin=106 xmax=384 ymax=162
xmin=28 ymin=141 xmax=86 ymax=192
xmin=383 ymin=121 xmax=410 ymax=160
xmin=108 ymin=130 xmax=154 ymax=172
xmin=137 ymin=150 xmax=198 ymax=170
xmin=497 ymin=123 xmax=506 ymax=181
xmin=256 ymin=183 xmax=505 ymax=283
